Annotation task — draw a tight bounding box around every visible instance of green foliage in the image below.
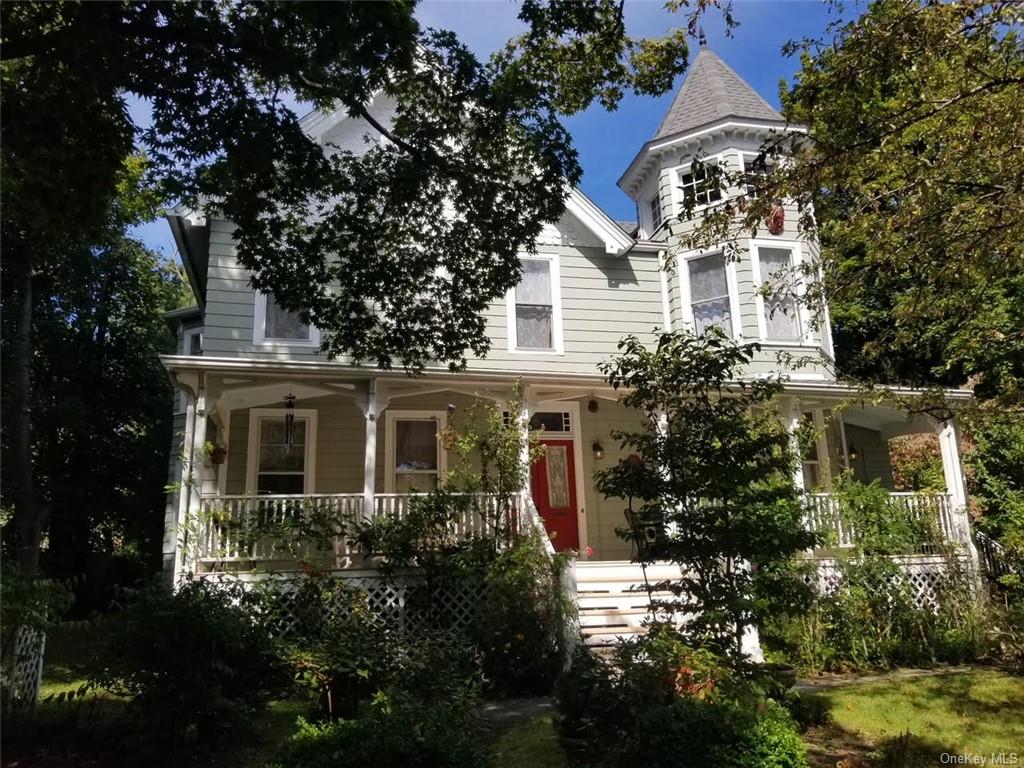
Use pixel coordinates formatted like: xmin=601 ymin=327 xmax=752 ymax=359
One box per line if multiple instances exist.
xmin=830 ymin=473 xmax=939 ymax=555
xmin=888 ymin=434 xmax=945 ymax=493
xmin=763 ymin=554 xmax=988 ymax=672
xmin=596 ymin=329 xmax=816 ymax=663
xmin=271 ymin=690 xmax=488 ymax=768
xmin=90 ymin=578 xmax=287 ymax=749
xmin=556 ymin=629 xmax=808 ymax=768
xmin=970 ymin=409 xmax=1024 ymax=554
xmin=471 ymin=531 xmax=574 ymax=695
xmin=0 ymin=1 xmax=718 ymax=373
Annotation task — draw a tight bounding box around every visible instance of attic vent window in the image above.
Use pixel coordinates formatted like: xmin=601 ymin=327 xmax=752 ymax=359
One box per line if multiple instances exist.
xmin=678 ymin=163 xmax=722 ymax=207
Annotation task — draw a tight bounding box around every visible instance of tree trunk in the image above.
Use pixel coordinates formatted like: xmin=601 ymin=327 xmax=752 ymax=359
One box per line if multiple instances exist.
xmin=10 ymin=255 xmax=39 ymax=575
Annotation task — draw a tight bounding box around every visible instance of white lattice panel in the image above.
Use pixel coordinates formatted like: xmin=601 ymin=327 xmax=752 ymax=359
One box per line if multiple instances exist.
xmin=803 ymin=554 xmax=973 ymax=610
xmin=3 ymin=627 xmax=45 ymax=711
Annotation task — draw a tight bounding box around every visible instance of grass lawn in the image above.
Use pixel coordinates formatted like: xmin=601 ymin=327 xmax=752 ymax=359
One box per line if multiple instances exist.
xmin=490 ymin=715 xmax=568 ymax=768
xmin=803 ymin=669 xmax=1024 ymax=767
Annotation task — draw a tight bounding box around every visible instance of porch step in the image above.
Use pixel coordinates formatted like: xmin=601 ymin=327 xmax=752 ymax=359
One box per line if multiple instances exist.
xmin=575 ymin=561 xmax=685 ymax=647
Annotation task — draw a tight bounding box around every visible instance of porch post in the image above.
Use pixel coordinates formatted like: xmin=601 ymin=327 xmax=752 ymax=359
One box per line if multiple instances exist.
xmin=361 ymin=379 xmax=379 ymax=521
xmin=171 ymin=381 xmax=197 ymax=584
xmin=780 ymin=396 xmax=806 ymax=492
xmin=174 ymin=373 xmax=207 ymax=583
xmin=519 ymin=384 xmax=536 ymax=498
xmin=936 ymin=418 xmax=980 ymax=566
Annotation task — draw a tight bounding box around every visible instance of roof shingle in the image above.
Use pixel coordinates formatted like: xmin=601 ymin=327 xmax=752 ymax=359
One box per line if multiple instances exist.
xmin=654 ymin=46 xmax=784 ymax=140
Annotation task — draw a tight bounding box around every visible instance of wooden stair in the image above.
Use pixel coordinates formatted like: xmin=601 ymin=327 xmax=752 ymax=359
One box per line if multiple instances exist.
xmin=574 ymin=561 xmax=685 ymax=647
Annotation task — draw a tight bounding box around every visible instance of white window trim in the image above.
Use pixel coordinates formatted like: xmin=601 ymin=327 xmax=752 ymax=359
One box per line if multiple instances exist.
xmin=505 ymin=253 xmax=565 ymax=355
xmin=669 ymin=151 xmax=727 ymax=218
xmin=183 ymin=326 xmax=203 ymax=356
xmin=253 ymin=291 xmax=321 ymax=348
xmin=245 ymin=408 xmax=318 ymax=494
xmin=384 ymin=410 xmax=448 ymax=492
xmin=676 ymin=247 xmax=743 ymax=341
xmin=749 ymin=239 xmax=813 ymax=345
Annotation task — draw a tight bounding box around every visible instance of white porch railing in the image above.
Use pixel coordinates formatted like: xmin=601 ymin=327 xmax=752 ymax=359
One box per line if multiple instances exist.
xmin=805 ymin=492 xmax=969 ymax=549
xmin=193 ymin=492 xmax=531 ymax=569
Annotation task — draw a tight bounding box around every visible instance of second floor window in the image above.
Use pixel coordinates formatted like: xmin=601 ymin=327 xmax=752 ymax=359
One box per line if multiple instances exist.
xmin=687 ymin=253 xmax=733 ymax=337
xmin=254 ymin=292 xmax=319 ymax=346
xmin=678 ymin=163 xmax=722 ymax=207
xmin=756 ymin=246 xmax=802 ymax=340
xmin=742 ymin=154 xmax=774 ymax=199
xmin=514 ymin=258 xmax=555 ymax=350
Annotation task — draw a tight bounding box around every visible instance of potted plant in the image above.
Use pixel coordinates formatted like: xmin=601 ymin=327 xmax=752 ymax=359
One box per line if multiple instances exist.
xmin=204 ymin=441 xmax=228 ymax=465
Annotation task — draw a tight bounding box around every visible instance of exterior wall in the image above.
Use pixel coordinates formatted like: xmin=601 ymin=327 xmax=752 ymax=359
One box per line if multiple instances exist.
xmin=198 ymin=218 xmax=665 ymax=375
xmin=578 ymin=398 xmax=645 ymax=561
xmin=844 ymin=423 xmax=895 ymax=490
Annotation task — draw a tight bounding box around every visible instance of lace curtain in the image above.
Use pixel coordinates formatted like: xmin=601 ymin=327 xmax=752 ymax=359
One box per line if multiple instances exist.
xmin=515 ymin=259 xmax=553 ymax=349
xmin=688 ymin=254 xmax=732 ymax=337
xmin=758 ymin=248 xmax=801 ymax=339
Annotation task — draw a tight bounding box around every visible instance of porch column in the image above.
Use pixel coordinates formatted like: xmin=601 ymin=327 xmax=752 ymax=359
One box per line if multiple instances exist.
xmin=360 ymin=379 xmax=388 ymax=521
xmin=518 ymin=385 xmax=536 ymax=498
xmin=171 ymin=381 xmax=197 ymax=584
xmin=173 ymin=372 xmax=207 ymax=583
xmin=937 ymin=418 xmax=968 ymax=510
xmin=780 ymin=396 xmax=806 ymax=492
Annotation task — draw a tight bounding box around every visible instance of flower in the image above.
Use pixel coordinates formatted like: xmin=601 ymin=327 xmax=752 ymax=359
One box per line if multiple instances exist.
xmin=585 ymin=545 xmax=594 ymax=557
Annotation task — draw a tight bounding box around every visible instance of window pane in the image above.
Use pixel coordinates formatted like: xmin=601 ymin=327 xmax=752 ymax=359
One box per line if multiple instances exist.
xmin=257 ymin=474 xmax=305 ymax=495
xmin=260 ymin=418 xmax=306 ymax=446
xmin=689 ymin=254 xmax=728 ymax=302
xmin=649 ymin=197 xmax=662 ymax=230
xmin=516 ymin=305 xmax=553 ymax=349
xmin=688 ymin=254 xmax=732 ymax=336
xmin=692 ymin=298 xmax=733 ymax=337
xmin=517 ymin=260 xmax=551 ymax=305
xmin=187 ymin=332 xmax=202 ymax=355
xmin=394 ymin=472 xmax=438 ymax=493
xmin=530 ymin=412 xmax=571 ymax=433
xmin=259 ymin=445 xmax=305 ymax=473
xmin=395 ymin=420 xmax=438 ymax=471
xmin=265 ymin=295 xmax=310 ymax=340
xmin=758 ymin=248 xmax=801 ymax=339
xmin=802 ymin=462 xmax=821 ymax=490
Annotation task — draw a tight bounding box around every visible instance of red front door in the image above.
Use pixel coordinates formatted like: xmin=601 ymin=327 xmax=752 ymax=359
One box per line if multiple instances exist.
xmin=530 ymin=439 xmax=579 ymax=552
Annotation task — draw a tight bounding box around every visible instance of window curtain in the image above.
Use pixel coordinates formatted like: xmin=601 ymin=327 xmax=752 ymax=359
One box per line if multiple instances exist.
xmin=266 ymin=295 xmax=310 ymax=340
xmin=758 ymin=248 xmax=801 ymax=339
xmin=688 ymin=254 xmax=733 ymax=337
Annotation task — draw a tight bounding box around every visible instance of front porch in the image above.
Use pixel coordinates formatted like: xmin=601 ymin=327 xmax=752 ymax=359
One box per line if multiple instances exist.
xmin=166 ymin=366 xmax=977 ymax=578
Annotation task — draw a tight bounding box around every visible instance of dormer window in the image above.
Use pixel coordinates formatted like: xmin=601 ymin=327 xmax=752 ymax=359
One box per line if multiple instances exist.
xmin=648 ymin=195 xmax=663 ymax=233
xmin=253 ymin=292 xmax=320 ymax=346
xmin=678 ymin=163 xmax=722 ymax=207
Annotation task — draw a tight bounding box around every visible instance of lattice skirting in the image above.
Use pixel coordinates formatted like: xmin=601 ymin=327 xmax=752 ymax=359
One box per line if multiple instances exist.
xmin=2 ymin=627 xmax=46 ymax=712
xmin=201 ymin=570 xmax=485 ymax=639
xmin=802 ymin=554 xmax=975 ymax=611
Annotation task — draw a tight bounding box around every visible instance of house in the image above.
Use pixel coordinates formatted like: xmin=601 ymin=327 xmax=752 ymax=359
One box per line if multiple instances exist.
xmin=161 ymin=47 xmax=977 ymax=644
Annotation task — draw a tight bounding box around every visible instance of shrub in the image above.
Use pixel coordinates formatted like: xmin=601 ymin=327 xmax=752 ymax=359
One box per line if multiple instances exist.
xmin=272 ymin=690 xmax=489 ymax=768
xmin=556 ymin=629 xmax=808 ymax=768
xmin=91 ymin=578 xmax=286 ymax=748
xmin=469 ymin=531 xmax=573 ymax=695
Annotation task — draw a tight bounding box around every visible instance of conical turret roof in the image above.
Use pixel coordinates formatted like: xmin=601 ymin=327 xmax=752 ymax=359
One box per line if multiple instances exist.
xmin=654 ymin=46 xmax=783 ymax=139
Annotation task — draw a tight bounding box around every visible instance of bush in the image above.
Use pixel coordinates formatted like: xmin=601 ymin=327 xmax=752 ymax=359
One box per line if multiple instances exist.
xmin=763 ymin=554 xmax=989 ymax=672
xmin=469 ymin=531 xmax=573 ymax=696
xmin=91 ymin=578 xmax=286 ymax=748
xmin=556 ymin=628 xmax=808 ymax=768
xmin=272 ymin=690 xmax=489 ymax=768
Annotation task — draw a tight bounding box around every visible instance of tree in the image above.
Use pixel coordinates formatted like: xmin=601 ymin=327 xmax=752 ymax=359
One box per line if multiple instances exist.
xmin=2 ymin=0 xmax=726 ymax=573
xmin=596 ymin=330 xmax=815 ymax=664
xmin=668 ymin=0 xmax=1023 ymax=406
xmin=0 ymin=158 xmax=190 ymax=584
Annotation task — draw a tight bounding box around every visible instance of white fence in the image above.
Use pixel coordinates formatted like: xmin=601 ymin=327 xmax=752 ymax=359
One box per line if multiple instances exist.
xmin=804 ymin=492 xmax=969 ymax=549
xmin=193 ymin=492 xmax=530 ymax=571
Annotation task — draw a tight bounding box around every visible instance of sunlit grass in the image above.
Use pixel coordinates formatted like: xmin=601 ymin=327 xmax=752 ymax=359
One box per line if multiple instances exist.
xmin=818 ymin=669 xmax=1024 ymax=761
xmin=490 ymin=715 xmax=569 ymax=768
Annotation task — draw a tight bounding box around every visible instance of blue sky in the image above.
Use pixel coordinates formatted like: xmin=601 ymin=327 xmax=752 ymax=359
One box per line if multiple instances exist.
xmin=133 ymin=0 xmax=840 ymax=257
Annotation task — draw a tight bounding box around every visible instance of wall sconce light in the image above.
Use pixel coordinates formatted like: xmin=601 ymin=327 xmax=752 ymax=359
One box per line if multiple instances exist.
xmin=587 ymin=399 xmax=599 ymax=413
xmin=847 ymin=444 xmax=859 ymax=462
xmin=592 ymin=441 xmax=605 ymax=460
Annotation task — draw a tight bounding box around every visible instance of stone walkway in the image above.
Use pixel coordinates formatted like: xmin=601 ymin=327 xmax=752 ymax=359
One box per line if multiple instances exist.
xmin=478 ymin=696 xmax=555 ymax=727
xmin=794 ymin=664 xmax=975 ymax=692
